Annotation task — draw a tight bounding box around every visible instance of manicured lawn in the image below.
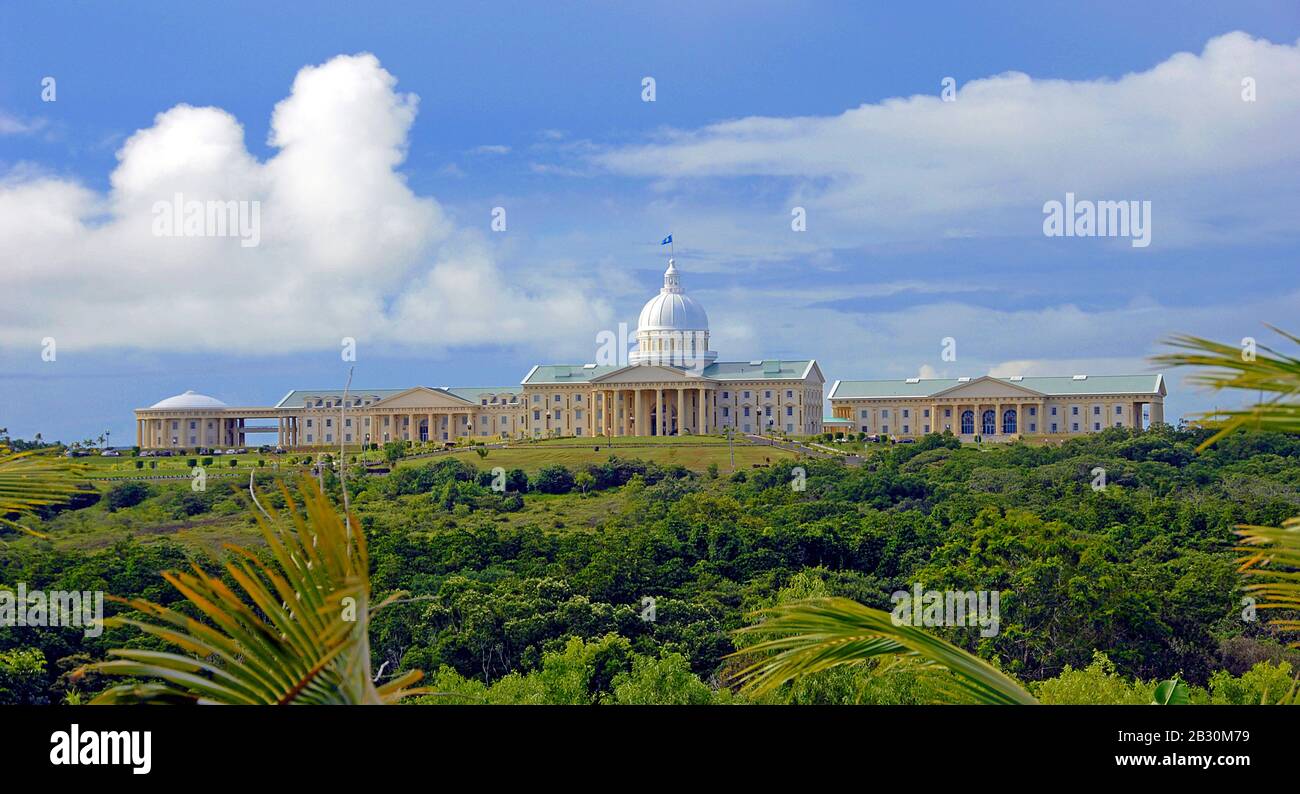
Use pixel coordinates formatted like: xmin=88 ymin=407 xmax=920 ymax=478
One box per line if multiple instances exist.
xmin=422 ymin=438 xmax=800 ymax=475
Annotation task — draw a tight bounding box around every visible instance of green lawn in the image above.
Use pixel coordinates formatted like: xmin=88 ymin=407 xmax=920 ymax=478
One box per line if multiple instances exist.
xmin=424 ymin=438 xmax=799 ymax=475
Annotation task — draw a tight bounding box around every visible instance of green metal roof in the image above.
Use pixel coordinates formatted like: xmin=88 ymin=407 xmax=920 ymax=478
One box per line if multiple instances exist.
xmin=823 ymin=415 xmax=854 ymax=424
xmin=522 ymin=365 xmax=623 ymax=384
xmin=523 ymin=360 xmax=817 ymax=384
xmin=445 ymin=386 xmax=522 ymax=403
xmin=275 ymin=386 xmax=519 ymax=408
xmin=704 ymin=360 xmax=815 ymax=381
xmin=829 ymin=374 xmax=1164 ymax=400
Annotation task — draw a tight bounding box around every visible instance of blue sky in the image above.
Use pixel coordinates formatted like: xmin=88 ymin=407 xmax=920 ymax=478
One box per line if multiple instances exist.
xmin=1 ymin=1 xmax=1298 ymax=443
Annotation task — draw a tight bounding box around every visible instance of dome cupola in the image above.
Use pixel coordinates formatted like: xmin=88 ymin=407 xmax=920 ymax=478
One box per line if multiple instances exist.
xmin=630 ymin=258 xmax=716 ymax=367
xmin=149 ymin=390 xmax=228 ymax=409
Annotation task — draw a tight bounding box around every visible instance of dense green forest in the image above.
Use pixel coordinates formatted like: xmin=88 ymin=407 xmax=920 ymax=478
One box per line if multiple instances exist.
xmin=3 ymin=425 xmax=1299 ymax=704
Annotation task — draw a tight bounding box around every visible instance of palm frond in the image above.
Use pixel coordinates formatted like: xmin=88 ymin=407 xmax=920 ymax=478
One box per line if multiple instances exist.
xmin=0 ymin=447 xmax=85 ymax=538
xmin=1236 ymin=516 xmax=1300 ymax=648
xmin=1153 ymin=328 xmax=1300 ymax=449
xmin=90 ymin=476 xmax=424 ymax=704
xmin=1155 ymin=327 xmax=1300 ymax=649
xmin=729 ymin=597 xmax=1037 ymax=705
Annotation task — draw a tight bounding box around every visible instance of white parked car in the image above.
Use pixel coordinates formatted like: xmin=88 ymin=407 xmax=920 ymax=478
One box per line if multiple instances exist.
xmin=100 ymin=450 xmax=121 ymax=456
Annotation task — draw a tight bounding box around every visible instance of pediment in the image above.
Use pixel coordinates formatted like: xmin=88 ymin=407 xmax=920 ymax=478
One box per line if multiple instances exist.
xmin=368 ymin=387 xmax=473 ymax=410
xmin=931 ymin=376 xmax=1045 ymax=399
xmin=589 ymin=364 xmax=711 ymax=385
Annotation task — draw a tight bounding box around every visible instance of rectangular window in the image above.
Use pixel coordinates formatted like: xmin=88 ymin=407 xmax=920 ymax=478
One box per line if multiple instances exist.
xmin=743 ymin=407 xmax=750 ymax=416
xmin=786 ymin=390 xmax=793 ymax=398
xmin=1094 ymin=422 xmax=1101 ymax=431
xmin=1051 ymin=423 xmax=1057 ymax=432
xmin=903 ymin=425 xmax=910 ymax=434
xmin=764 ymin=391 xmax=771 ymax=399
xmin=743 ymin=391 xmax=750 ymax=399
xmin=903 ymin=409 xmax=910 ymax=418
xmin=533 ymin=411 xmax=540 ymax=420
xmin=723 ymin=407 xmax=730 ymax=417
xmin=1072 ymin=406 xmax=1078 ymax=415
xmin=1051 ymin=407 xmax=1057 ymax=416
xmin=1093 ymin=406 xmax=1100 ymax=415
xmin=1072 ymin=422 xmax=1079 ymax=431
xmin=882 ymin=409 xmax=889 ymax=418
xmin=923 ymin=409 xmax=930 ymax=418
xmin=786 ymin=406 xmax=793 ymax=416
xmin=923 ymin=425 xmax=929 ymax=433
xmin=1115 ymin=405 xmax=1122 ymax=415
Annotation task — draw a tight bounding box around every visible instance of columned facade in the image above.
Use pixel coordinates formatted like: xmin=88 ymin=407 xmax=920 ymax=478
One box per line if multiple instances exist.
xmin=829 ymin=375 xmax=1168 ymax=441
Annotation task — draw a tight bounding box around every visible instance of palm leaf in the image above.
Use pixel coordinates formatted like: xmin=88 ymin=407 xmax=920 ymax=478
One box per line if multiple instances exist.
xmin=1151 ymin=678 xmax=1191 ymax=705
xmin=729 ymin=597 xmax=1037 ymax=705
xmin=1155 ymin=327 xmax=1300 ymax=650
xmin=0 ymin=446 xmax=84 ymax=537
xmin=1235 ymin=516 xmax=1300 ymax=647
xmin=89 ymin=476 xmax=424 ymax=704
xmin=1152 ymin=327 xmax=1300 ymax=450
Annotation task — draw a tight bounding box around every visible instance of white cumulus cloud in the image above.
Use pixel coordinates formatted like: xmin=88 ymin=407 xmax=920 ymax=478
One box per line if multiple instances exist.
xmin=0 ymin=53 xmax=610 ymax=354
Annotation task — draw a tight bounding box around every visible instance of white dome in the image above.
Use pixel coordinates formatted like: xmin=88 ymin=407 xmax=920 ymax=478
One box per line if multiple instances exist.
xmin=637 ymin=291 xmax=709 ymax=331
xmin=636 ymin=259 xmax=709 ymax=332
xmin=631 ymin=258 xmax=717 ymax=366
xmin=150 ymin=390 xmax=227 ymax=409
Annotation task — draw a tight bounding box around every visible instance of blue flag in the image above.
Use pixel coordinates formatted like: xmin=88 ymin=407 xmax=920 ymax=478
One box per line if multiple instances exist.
xmin=661 ymin=234 xmax=672 ymax=245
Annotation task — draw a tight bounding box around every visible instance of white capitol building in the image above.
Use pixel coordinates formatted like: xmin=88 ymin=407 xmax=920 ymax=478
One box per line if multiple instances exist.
xmin=133 ymin=258 xmax=1166 ymax=449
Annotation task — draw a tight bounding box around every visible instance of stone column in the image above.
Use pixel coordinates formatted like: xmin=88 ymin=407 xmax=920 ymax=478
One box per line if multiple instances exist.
xmin=656 ymin=388 xmax=664 ymax=436
xmin=634 ymin=389 xmax=643 ymax=437
xmin=674 ymin=386 xmax=684 ymax=435
xmin=699 ymin=387 xmax=708 ymax=434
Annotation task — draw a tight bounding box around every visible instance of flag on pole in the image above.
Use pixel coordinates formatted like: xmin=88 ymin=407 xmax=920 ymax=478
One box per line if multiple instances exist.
xmin=660 ymin=234 xmax=672 ymax=245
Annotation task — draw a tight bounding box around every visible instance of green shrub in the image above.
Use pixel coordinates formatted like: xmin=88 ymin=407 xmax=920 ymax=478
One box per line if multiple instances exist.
xmin=105 ymin=480 xmax=150 ymax=510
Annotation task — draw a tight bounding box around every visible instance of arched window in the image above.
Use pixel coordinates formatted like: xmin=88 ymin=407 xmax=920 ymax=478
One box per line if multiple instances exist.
xmin=960 ymin=410 xmax=975 ymax=434
xmin=1002 ymin=409 xmax=1017 ymax=434
xmin=981 ymin=410 xmax=996 ymax=435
